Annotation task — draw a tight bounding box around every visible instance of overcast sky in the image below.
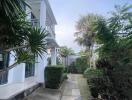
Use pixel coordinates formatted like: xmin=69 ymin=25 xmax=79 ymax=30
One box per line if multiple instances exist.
xmin=49 ymin=0 xmax=132 ymax=52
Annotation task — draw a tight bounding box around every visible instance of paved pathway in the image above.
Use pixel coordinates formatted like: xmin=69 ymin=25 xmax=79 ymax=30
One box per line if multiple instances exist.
xmin=24 ymin=74 xmax=90 ymax=100
xmin=24 ymin=88 xmax=61 ymax=100
xmin=61 ymin=74 xmax=81 ymax=100
xmin=75 ymin=74 xmax=92 ymax=100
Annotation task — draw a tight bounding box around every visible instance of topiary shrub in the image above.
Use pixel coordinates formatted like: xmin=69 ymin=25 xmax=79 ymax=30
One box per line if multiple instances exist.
xmin=44 ymin=65 xmax=64 ymax=89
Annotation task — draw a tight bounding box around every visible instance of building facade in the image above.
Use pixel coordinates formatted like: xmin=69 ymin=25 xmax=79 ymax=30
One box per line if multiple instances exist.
xmin=0 ymin=0 xmax=58 ymax=99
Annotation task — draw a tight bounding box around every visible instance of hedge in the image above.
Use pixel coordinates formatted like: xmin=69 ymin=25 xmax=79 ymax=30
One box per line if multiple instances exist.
xmin=44 ymin=65 xmax=64 ymax=89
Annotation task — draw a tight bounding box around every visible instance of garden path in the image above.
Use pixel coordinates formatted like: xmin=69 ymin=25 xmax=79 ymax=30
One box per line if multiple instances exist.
xmin=24 ymin=74 xmax=91 ymax=100
xmin=61 ymin=74 xmax=91 ymax=100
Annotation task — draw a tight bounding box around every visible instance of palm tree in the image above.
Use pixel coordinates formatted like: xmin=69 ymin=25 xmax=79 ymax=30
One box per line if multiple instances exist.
xmin=75 ymin=14 xmax=102 ymax=67
xmin=59 ymin=46 xmax=74 ymax=67
xmin=0 ymin=0 xmax=48 ymax=74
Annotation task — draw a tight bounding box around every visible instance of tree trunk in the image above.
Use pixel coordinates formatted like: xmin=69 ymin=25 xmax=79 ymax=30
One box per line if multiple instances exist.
xmin=86 ymin=46 xmax=91 ymax=68
xmin=90 ymin=44 xmax=95 ymax=69
xmin=67 ymin=56 xmax=68 ymax=66
xmin=65 ymin=57 xmax=66 ymax=67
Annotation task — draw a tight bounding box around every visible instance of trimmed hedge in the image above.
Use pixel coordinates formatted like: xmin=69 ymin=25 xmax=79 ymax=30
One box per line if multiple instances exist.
xmin=61 ymin=73 xmax=68 ymax=82
xmin=44 ymin=65 xmax=64 ymax=89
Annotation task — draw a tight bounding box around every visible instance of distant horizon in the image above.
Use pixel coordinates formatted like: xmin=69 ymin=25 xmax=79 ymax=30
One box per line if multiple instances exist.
xmin=49 ymin=0 xmax=132 ymax=52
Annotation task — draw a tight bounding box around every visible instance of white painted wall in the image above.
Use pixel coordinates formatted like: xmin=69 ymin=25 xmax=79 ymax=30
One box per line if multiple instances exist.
xmin=51 ymin=47 xmax=57 ymax=65
xmin=8 ymin=52 xmax=25 ymax=84
xmin=12 ymin=64 xmax=25 ymax=83
xmin=36 ymin=0 xmax=47 ymax=83
xmin=8 ymin=69 xmax=14 ymax=84
xmin=8 ymin=52 xmax=15 ymax=84
xmin=36 ymin=53 xmax=47 ymax=83
xmin=40 ymin=0 xmax=46 ymax=28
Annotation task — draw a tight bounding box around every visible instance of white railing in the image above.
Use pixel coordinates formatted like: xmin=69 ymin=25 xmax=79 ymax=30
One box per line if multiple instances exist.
xmin=46 ymin=26 xmax=55 ymax=38
xmin=29 ymin=19 xmax=40 ymax=27
xmin=29 ymin=19 xmax=56 ymax=39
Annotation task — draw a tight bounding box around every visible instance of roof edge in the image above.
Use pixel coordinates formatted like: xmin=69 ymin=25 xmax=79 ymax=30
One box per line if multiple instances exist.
xmin=44 ymin=0 xmax=57 ymax=25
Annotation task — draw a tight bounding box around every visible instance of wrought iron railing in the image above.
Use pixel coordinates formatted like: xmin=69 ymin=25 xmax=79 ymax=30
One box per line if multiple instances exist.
xmin=0 ymin=71 xmax=8 ymax=85
xmin=46 ymin=26 xmax=55 ymax=38
xmin=25 ymin=63 xmax=35 ymax=78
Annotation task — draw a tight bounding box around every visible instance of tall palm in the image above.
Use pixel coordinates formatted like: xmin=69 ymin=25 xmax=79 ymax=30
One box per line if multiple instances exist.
xmin=75 ymin=14 xmax=102 ymax=67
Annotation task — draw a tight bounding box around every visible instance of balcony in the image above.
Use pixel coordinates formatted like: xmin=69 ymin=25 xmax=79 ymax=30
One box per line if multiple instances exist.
xmin=29 ymin=19 xmax=55 ymax=39
xmin=29 ymin=19 xmax=40 ymax=27
xmin=46 ymin=25 xmax=55 ymax=38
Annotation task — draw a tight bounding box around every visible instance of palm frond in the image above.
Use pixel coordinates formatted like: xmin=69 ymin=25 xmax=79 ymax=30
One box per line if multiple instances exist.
xmin=26 ymin=27 xmax=48 ymax=57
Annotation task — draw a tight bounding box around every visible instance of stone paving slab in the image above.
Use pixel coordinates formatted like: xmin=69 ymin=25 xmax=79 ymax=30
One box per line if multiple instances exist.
xmin=61 ymin=96 xmax=81 ymax=100
xmin=72 ymin=89 xmax=80 ymax=96
xmin=61 ymin=74 xmax=81 ymax=100
xmin=24 ymin=88 xmax=61 ymax=100
xmin=64 ymin=80 xmax=79 ymax=89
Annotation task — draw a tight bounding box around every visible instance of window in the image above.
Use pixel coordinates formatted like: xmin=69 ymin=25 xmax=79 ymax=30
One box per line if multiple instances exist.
xmin=25 ymin=63 xmax=35 ymax=78
xmin=0 ymin=72 xmax=8 ymax=85
xmin=0 ymin=53 xmax=9 ymax=85
xmin=0 ymin=54 xmax=4 ymax=70
xmin=31 ymin=12 xmax=35 ymax=19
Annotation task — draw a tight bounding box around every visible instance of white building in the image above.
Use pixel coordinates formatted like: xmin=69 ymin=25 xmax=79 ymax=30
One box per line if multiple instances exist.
xmin=0 ymin=0 xmax=58 ymax=99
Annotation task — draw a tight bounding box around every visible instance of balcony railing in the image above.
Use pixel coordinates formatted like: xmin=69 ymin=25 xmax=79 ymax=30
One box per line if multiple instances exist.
xmin=29 ymin=19 xmax=40 ymax=27
xmin=28 ymin=19 xmax=55 ymax=38
xmin=46 ymin=26 xmax=55 ymax=38
xmin=0 ymin=71 xmax=8 ymax=85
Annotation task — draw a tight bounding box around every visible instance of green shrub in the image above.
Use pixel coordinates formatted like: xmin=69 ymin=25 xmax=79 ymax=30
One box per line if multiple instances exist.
xmin=75 ymin=57 xmax=88 ymax=73
xmin=84 ymin=68 xmax=104 ymax=79
xmin=44 ymin=65 xmax=64 ymax=89
xmin=68 ymin=62 xmax=78 ymax=73
xmin=68 ymin=57 xmax=89 ymax=74
xmin=90 ymin=87 xmax=99 ymax=98
xmin=63 ymin=67 xmax=69 ymax=73
xmin=85 ymin=68 xmax=113 ymax=99
xmin=88 ymin=77 xmax=112 ymax=99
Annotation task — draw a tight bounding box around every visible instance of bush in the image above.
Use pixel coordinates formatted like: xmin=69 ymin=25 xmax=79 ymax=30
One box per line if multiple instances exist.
xmin=75 ymin=57 xmax=88 ymax=73
xmin=88 ymin=77 xmax=112 ymax=99
xmin=68 ymin=57 xmax=89 ymax=74
xmin=63 ymin=67 xmax=69 ymax=73
xmin=84 ymin=68 xmax=104 ymax=79
xmin=68 ymin=62 xmax=78 ymax=73
xmin=96 ymin=59 xmax=132 ymax=99
xmin=44 ymin=65 xmax=64 ymax=89
xmin=90 ymin=87 xmax=99 ymax=98
xmin=85 ymin=68 xmax=113 ymax=99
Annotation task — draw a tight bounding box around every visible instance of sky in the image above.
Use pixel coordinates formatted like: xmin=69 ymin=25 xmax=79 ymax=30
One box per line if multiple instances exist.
xmin=49 ymin=0 xmax=132 ymax=52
